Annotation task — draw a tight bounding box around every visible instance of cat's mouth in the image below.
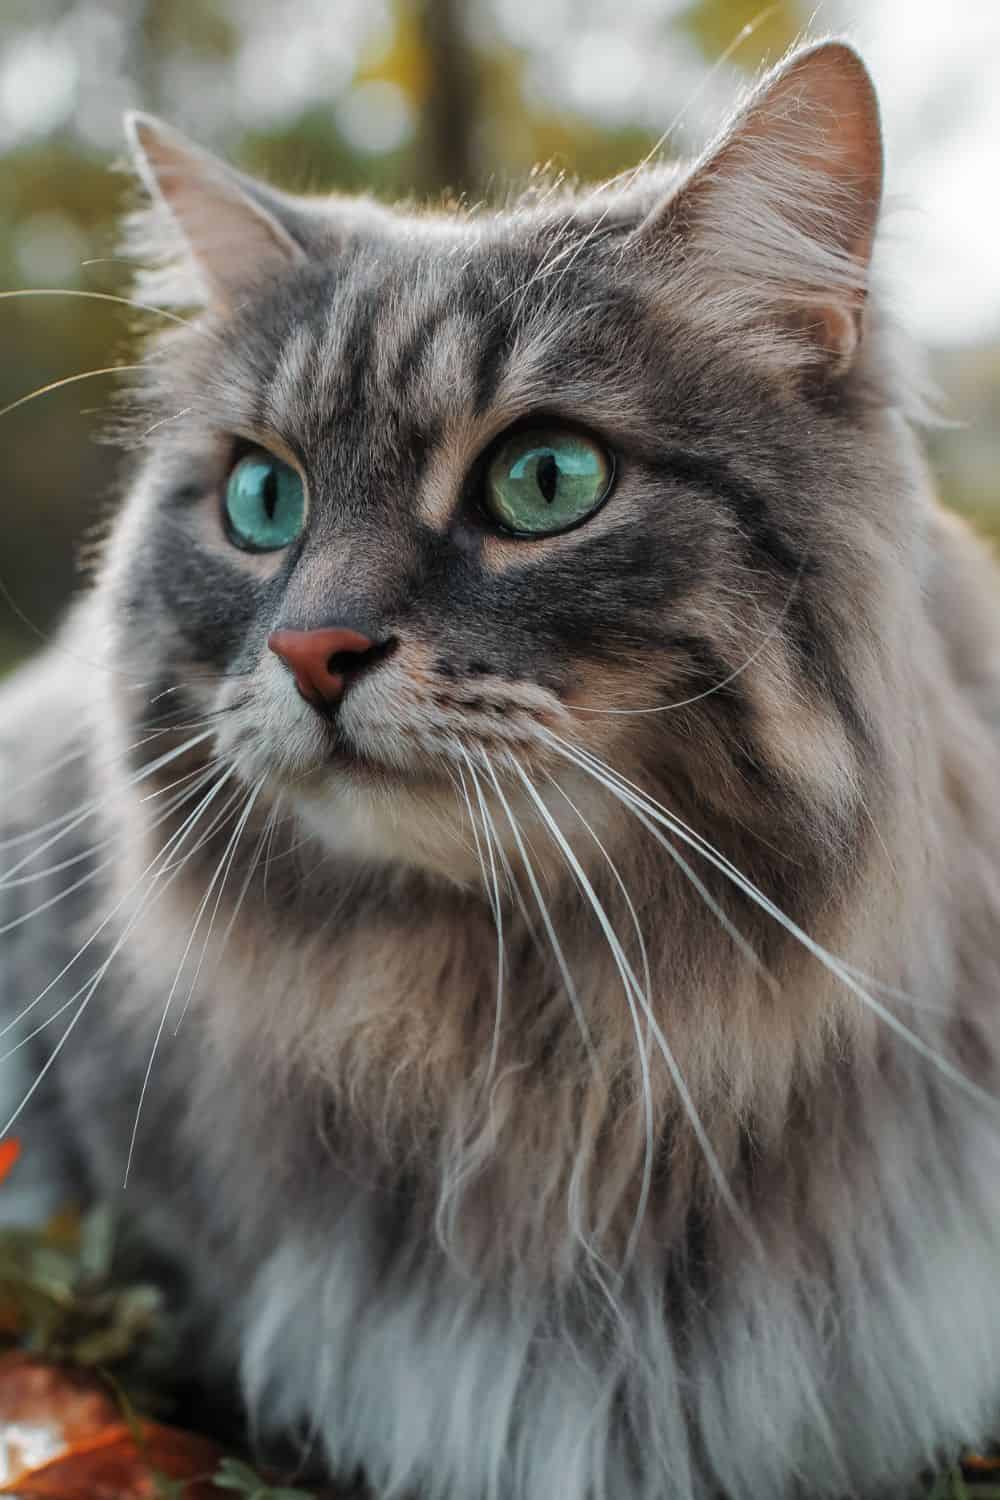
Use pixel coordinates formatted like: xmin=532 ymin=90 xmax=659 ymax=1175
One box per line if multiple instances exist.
xmin=324 ymin=730 xmax=387 ymax=778
xmin=312 ymin=714 xmax=448 ymax=789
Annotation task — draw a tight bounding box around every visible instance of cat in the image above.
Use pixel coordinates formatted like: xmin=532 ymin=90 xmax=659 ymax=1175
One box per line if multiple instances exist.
xmin=4 ymin=33 xmax=1000 ymax=1500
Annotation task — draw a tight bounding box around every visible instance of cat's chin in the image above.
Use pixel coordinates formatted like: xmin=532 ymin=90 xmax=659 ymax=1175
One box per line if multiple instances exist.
xmin=289 ymin=773 xmax=479 ymax=882
xmin=281 ymin=744 xmax=624 ymax=889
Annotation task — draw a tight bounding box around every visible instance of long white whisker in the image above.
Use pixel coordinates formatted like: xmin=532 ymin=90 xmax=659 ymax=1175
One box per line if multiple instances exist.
xmin=206 ymin=795 xmax=281 ymax=992
xmin=0 ymin=856 xmax=118 ymax=936
xmin=0 ymin=767 xmax=238 ymax=1135
xmin=0 ymin=729 xmax=213 ymax=879
xmin=628 ymin=802 xmax=775 ymax=991
xmin=548 ymin=733 xmax=1000 ymax=1112
xmin=462 ymin=756 xmax=544 ymax=961
xmin=459 ymin=753 xmax=506 ymax=1084
xmin=838 ymin=962 xmax=949 ymax=1017
xmin=123 ymin=779 xmax=264 ymax=1186
xmin=0 ymin=839 xmax=115 ymax=891
xmin=171 ymin=777 xmax=266 ymax=1037
xmin=478 ymin=753 xmax=600 ymax=1076
xmin=0 ymin=769 xmax=225 ymax=1039
xmin=0 ymin=719 xmax=220 ymax=845
xmin=0 ymin=765 xmax=221 ymax=932
xmin=454 ymin=757 xmax=495 ymax=906
xmin=0 ymin=763 xmax=233 ymax=1041
xmin=515 ymin=762 xmax=655 ymax=1268
xmin=516 ymin=758 xmax=759 ymax=1251
xmin=0 ymin=363 xmax=143 ymax=422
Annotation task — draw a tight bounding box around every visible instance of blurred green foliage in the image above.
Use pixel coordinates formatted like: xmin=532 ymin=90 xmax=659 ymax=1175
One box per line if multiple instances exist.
xmin=0 ymin=0 xmax=996 ymax=675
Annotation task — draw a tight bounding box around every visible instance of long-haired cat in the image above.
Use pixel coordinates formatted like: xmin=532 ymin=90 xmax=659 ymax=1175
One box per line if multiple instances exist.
xmin=3 ymin=36 xmax=1000 ymax=1499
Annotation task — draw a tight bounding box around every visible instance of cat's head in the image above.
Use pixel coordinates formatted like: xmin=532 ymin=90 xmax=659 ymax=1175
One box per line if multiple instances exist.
xmin=102 ymin=40 xmax=911 ymax=889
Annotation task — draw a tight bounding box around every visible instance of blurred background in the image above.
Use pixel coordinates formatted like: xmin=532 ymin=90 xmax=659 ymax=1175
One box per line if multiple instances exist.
xmin=1 ymin=0 xmax=998 ymax=672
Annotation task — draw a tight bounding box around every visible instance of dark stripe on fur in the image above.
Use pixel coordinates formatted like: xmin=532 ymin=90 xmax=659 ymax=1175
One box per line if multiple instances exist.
xmin=392 ymin=307 xmax=449 ymax=397
xmin=472 ymin=310 xmax=514 ymax=416
xmin=783 ymin=597 xmax=874 ymax=757
xmin=149 ymin=529 xmax=272 ymax=669
xmin=662 ymin=633 xmax=773 ymax=788
xmin=651 ymin=451 xmax=810 ymax=578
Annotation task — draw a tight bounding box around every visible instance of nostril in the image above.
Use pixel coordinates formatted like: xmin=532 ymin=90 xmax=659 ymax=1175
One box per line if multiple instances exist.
xmin=328 ymin=635 xmax=399 ymax=680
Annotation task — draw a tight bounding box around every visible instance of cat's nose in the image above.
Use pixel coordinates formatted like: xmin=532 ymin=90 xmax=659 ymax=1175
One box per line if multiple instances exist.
xmin=267 ymin=626 xmax=397 ymax=708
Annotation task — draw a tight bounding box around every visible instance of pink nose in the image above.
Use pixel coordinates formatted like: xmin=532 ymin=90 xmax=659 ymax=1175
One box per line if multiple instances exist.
xmin=268 ymin=626 xmax=378 ymax=706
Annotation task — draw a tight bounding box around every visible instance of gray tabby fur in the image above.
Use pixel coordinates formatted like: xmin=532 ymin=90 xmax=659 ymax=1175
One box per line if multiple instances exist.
xmin=3 ymin=37 xmax=1000 ymax=1500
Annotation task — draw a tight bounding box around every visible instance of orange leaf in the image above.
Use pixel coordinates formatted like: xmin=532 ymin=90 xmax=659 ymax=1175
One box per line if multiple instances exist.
xmin=0 ymin=1140 xmax=21 ymax=1185
xmin=0 ymin=1353 xmax=120 ymax=1442
xmin=0 ymin=1355 xmax=223 ymax=1496
xmin=964 ymin=1451 xmax=1000 ymax=1472
xmin=0 ymin=1421 xmax=223 ymax=1497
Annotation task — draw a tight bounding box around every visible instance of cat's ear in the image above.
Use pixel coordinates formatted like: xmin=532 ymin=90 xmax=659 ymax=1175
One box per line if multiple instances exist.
xmin=635 ymin=41 xmax=883 ymax=375
xmin=124 ymin=112 xmax=307 ymax=309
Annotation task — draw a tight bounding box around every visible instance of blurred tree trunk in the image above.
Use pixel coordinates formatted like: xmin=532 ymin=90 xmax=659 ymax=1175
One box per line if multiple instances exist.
xmin=416 ymin=0 xmax=479 ymax=197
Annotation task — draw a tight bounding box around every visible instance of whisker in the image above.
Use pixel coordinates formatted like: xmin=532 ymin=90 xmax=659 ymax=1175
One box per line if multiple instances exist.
xmin=0 ymin=288 xmax=191 ymax=325
xmin=171 ymin=777 xmax=266 ymax=1036
xmin=207 ymin=794 xmax=283 ymax=986
xmin=0 ymin=773 xmax=229 ymax=1053
xmin=141 ymin=406 xmax=192 ymax=439
xmin=458 ymin=753 xmax=506 ymax=1083
xmin=0 ymin=363 xmax=144 ymax=423
xmin=0 ymin=729 xmax=213 ymax=874
xmin=547 ymin=732 xmax=1000 ymax=1113
xmin=454 ymin=757 xmax=496 ymax=908
xmin=0 ymin=856 xmax=117 ymax=937
xmin=0 ymin=838 xmax=115 ymax=891
xmin=517 ymin=757 xmax=761 ymax=1254
xmin=124 ymin=777 xmax=266 ymax=1186
xmin=478 ymin=752 xmax=600 ymax=1077
xmin=0 ymin=766 xmax=238 ymax=1136
xmin=626 ymin=801 xmax=776 ymax=991
xmin=512 ymin=759 xmax=656 ymax=1268
xmin=570 ymin=561 xmax=804 ymax=717
xmin=0 ymin=764 xmax=233 ymax=1041
xmin=461 ymin=763 xmax=544 ymax=959
xmin=0 ymin=765 xmax=224 ymax=933
xmin=0 ymin=710 xmax=209 ymax=812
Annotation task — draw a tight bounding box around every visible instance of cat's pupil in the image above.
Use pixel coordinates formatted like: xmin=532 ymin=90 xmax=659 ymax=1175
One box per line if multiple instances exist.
xmin=537 ymin=452 xmax=558 ymax=504
xmin=262 ymin=468 xmax=278 ymax=521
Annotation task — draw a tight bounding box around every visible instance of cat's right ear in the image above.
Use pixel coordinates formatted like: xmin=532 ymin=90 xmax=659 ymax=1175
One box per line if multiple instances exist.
xmin=124 ymin=113 xmax=307 ymax=310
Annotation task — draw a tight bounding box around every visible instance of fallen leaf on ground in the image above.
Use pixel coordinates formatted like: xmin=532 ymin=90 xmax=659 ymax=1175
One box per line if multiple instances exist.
xmin=0 ymin=1353 xmax=223 ymax=1497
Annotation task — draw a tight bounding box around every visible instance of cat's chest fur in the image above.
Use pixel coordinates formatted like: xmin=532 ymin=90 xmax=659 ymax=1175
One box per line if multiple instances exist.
xmin=71 ymin=791 xmax=1000 ymax=1500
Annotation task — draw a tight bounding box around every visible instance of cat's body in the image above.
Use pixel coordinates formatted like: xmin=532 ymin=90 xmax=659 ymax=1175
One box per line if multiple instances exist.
xmin=4 ymin=39 xmax=1000 ymax=1499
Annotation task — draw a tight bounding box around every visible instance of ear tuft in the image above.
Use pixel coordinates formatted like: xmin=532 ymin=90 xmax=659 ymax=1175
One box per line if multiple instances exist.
xmin=636 ymin=40 xmax=884 ymax=376
xmin=123 ymin=112 xmax=306 ymax=311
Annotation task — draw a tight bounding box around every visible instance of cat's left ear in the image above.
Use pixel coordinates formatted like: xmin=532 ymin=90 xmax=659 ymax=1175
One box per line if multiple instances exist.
xmin=635 ymin=40 xmax=883 ymax=375
xmin=124 ymin=113 xmax=308 ymax=309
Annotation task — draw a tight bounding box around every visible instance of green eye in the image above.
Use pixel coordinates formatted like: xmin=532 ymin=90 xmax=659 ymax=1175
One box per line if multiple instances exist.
xmin=483 ymin=427 xmax=614 ymax=537
xmin=224 ymin=451 xmax=306 ymax=552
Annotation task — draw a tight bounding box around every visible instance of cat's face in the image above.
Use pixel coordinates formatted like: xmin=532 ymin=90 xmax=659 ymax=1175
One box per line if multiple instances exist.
xmin=104 ymin=41 xmax=899 ymax=882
